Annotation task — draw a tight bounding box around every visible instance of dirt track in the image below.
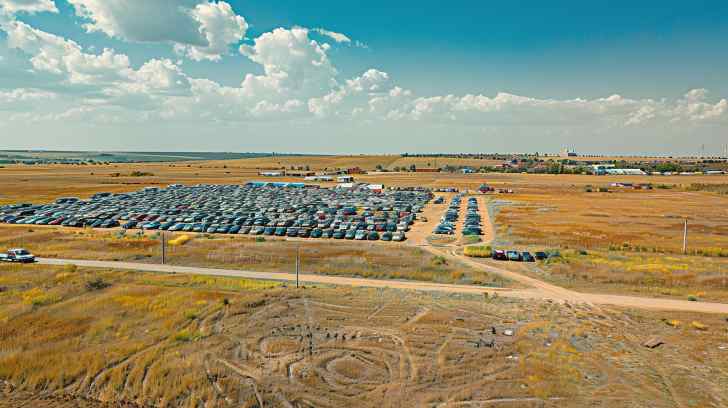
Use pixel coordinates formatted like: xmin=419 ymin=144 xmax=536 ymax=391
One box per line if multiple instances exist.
xmin=36 ymin=257 xmax=728 ymax=314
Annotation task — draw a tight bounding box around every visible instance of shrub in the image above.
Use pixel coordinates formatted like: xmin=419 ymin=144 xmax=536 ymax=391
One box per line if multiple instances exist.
xmin=431 ymin=255 xmax=448 ymax=266
xmin=85 ymin=277 xmax=111 ymax=291
xmin=545 ymin=249 xmax=561 ymax=258
xmin=687 ymin=295 xmax=699 ymax=302
xmin=169 ymin=235 xmax=191 ymax=246
xmin=464 ymin=246 xmax=492 ymax=258
xmin=129 ymin=171 xmax=154 ymax=177
xmin=22 ymin=288 xmax=59 ymax=306
xmin=255 ymin=236 xmax=266 ymax=243
xmin=174 ymin=329 xmax=202 ymax=342
xmin=691 ymin=321 xmax=708 ymax=331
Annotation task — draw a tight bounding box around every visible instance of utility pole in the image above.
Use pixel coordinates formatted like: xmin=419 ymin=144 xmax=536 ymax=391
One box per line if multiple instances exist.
xmin=682 ymin=219 xmax=688 ymax=255
xmin=161 ymin=232 xmax=167 ymax=265
xmin=295 ymin=245 xmax=300 ymax=288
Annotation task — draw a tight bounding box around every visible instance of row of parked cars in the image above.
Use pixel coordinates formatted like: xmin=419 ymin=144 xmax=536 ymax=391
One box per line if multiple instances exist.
xmin=434 ymin=195 xmax=462 ymax=235
xmin=461 ymin=197 xmax=482 ymax=236
xmin=0 ymin=184 xmax=431 ymax=243
xmin=491 ymin=250 xmax=547 ymax=262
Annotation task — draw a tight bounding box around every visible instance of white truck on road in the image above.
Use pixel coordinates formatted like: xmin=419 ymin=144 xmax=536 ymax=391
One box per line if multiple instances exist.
xmin=0 ymin=248 xmax=36 ymax=263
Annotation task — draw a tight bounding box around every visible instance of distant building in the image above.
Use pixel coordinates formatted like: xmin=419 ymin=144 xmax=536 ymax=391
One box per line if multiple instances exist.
xmin=304 ymin=175 xmax=334 ymax=182
xmin=591 ymin=164 xmax=615 ymax=175
xmin=346 ymin=167 xmax=366 ymax=174
xmin=259 ymin=171 xmax=283 ymax=177
xmin=605 ymin=168 xmax=647 ymax=176
xmin=286 ymin=170 xmax=315 ymax=177
xmin=560 ymin=148 xmax=578 ymax=158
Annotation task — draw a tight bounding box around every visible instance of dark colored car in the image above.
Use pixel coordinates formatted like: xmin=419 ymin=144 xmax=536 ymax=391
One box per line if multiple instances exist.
xmin=492 ymin=250 xmax=507 ymax=261
xmin=275 ymin=227 xmax=287 ymax=236
xmin=521 ymin=252 xmax=535 ymax=262
xmin=367 ymin=231 xmax=380 ymax=241
xmin=332 ymin=230 xmax=345 ymax=239
xmin=122 ymin=220 xmax=138 ymax=229
xmin=462 ymin=227 xmax=481 ymax=236
xmin=298 ymin=228 xmax=311 ymax=238
xmin=264 ymin=226 xmax=276 ymax=235
xmin=310 ymin=228 xmax=323 ymax=238
xmin=286 ymin=228 xmax=299 ymax=237
xmin=534 ymin=251 xmax=548 ymax=260
xmin=380 ymin=231 xmax=393 ymax=241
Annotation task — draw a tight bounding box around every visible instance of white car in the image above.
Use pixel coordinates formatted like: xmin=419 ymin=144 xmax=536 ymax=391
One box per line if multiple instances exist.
xmin=0 ymin=248 xmax=36 ymax=263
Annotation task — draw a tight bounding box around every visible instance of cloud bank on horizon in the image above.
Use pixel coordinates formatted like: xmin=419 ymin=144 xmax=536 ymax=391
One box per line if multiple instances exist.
xmin=0 ymin=0 xmax=726 ymax=153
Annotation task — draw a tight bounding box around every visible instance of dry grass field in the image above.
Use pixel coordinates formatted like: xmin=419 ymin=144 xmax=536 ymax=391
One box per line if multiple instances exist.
xmin=2 ymin=158 xmax=727 ymax=297
xmin=489 ymin=181 xmax=728 ymax=300
xmin=2 ymin=157 xmax=727 ymax=203
xmin=0 ymin=225 xmax=509 ymax=287
xmin=2 ymin=263 xmax=728 ymax=407
xmin=2 ymin=158 xmax=728 ymax=406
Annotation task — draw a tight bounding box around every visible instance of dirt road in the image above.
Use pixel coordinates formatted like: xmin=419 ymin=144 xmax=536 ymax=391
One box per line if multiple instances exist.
xmin=36 ymin=258 xmax=728 ymax=314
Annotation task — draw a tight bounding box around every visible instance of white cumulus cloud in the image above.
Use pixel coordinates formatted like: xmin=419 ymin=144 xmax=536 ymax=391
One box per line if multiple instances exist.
xmin=0 ymin=0 xmax=57 ymax=15
xmin=312 ymin=28 xmax=351 ymax=43
xmin=67 ymin=0 xmax=247 ymax=61
xmin=239 ymin=27 xmax=337 ymax=99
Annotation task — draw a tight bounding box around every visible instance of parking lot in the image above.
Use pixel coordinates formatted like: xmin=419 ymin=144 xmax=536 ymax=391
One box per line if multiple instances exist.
xmin=0 ymin=183 xmax=433 ymax=242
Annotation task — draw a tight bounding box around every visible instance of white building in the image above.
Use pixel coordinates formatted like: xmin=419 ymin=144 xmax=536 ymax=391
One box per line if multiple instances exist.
xmin=605 ymin=168 xmax=647 ymax=176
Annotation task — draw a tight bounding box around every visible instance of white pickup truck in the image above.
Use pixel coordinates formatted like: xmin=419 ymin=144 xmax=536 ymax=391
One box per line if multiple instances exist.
xmin=0 ymin=248 xmax=36 ymax=263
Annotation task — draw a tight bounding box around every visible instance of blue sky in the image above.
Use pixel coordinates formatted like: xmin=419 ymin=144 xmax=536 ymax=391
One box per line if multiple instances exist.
xmin=0 ymin=0 xmax=727 ymax=154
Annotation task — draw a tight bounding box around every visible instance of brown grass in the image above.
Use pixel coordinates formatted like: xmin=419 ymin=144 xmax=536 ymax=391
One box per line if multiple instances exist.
xmin=4 ymin=159 xmax=727 ymax=205
xmin=1 ymin=264 xmax=728 ymax=407
xmin=490 ymin=184 xmax=728 ymax=299
xmin=0 ymin=225 xmax=509 ymax=287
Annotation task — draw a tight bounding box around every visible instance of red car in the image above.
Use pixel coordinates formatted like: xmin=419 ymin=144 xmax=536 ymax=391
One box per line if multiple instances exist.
xmin=492 ymin=250 xmax=507 ymax=261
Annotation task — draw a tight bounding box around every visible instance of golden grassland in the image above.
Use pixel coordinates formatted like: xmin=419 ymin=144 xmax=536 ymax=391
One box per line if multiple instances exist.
xmin=490 ymin=184 xmax=728 ymax=300
xmin=3 ymin=158 xmax=728 ymax=205
xmin=1 ymin=263 xmax=728 ymax=407
xmin=0 ymin=225 xmax=509 ymax=287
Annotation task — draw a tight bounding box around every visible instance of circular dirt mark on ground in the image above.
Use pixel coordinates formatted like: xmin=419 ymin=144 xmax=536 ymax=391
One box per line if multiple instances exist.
xmin=325 ymin=353 xmax=390 ymax=384
xmin=260 ymin=336 xmax=301 ymax=356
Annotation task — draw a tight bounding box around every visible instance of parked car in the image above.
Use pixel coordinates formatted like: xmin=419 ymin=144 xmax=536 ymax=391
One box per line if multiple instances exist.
xmin=392 ymin=232 xmax=406 ymax=242
xmin=506 ymin=251 xmax=522 ymax=262
xmin=492 ymin=250 xmax=507 ymax=261
xmin=521 ymin=252 xmax=535 ymax=262
xmin=0 ymin=248 xmax=36 ymax=263
xmin=534 ymin=251 xmax=548 ymax=260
